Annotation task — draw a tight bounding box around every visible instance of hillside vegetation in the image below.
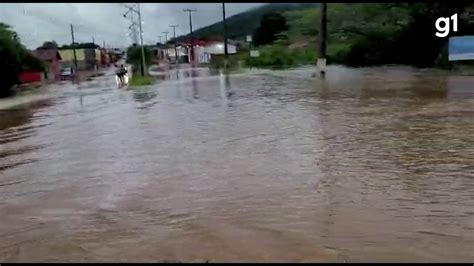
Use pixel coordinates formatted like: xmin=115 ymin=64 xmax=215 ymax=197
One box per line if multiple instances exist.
xmin=182 ymin=3 xmax=474 ymax=68
xmin=174 ymin=3 xmax=318 ymax=42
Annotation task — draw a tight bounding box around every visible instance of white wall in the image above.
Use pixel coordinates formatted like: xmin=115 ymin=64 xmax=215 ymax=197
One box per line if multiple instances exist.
xmin=167 ymin=47 xmax=187 ymax=58
xmin=186 ymin=42 xmax=237 ymax=64
xmin=204 ymin=42 xmax=237 ymax=55
xmin=194 ymin=46 xmax=210 ymax=64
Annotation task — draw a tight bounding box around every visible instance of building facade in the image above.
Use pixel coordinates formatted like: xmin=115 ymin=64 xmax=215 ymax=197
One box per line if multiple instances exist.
xmin=33 ymin=48 xmax=62 ymax=81
xmin=58 ymin=48 xmax=100 ymax=70
xmin=182 ymin=40 xmax=237 ymax=65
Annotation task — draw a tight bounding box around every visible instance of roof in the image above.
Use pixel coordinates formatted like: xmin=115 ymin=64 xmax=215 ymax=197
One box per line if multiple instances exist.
xmin=179 ymin=39 xmax=237 ymax=48
xmin=34 ymin=48 xmax=62 ymax=61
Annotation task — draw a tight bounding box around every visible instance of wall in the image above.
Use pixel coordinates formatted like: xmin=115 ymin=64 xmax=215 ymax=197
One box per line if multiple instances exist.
xmin=195 ymin=46 xmax=210 ymax=64
xmin=84 ymin=49 xmax=98 ymax=70
xmin=48 ymin=59 xmax=61 ymax=81
xmin=95 ymin=49 xmax=101 ymax=61
xmin=19 ymin=71 xmax=42 ymax=83
xmin=58 ymin=49 xmax=86 ymax=61
xmin=60 ymin=60 xmax=87 ymax=71
xmin=205 ymin=43 xmax=237 ymax=55
xmin=59 ymin=48 xmax=97 ymax=70
xmin=166 ymin=47 xmax=188 ymax=58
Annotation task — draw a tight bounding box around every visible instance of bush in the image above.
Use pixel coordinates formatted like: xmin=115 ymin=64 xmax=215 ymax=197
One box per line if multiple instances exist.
xmin=209 ymin=54 xmax=240 ymax=70
xmin=244 ymin=44 xmax=316 ymax=68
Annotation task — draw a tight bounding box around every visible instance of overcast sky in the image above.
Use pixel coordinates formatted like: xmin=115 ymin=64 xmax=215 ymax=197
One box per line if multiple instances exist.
xmin=0 ymin=3 xmax=264 ymax=49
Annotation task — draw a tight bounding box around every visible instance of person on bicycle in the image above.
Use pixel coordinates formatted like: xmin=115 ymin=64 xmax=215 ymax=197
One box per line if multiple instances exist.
xmin=116 ymin=64 xmax=127 ymax=85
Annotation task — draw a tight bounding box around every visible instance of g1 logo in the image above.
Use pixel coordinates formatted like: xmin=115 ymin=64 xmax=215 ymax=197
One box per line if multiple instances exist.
xmin=435 ymin=13 xmax=458 ymax=38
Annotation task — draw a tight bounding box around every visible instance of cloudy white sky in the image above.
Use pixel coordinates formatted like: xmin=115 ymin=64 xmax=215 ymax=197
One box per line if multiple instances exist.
xmin=0 ymin=3 xmax=264 ymax=49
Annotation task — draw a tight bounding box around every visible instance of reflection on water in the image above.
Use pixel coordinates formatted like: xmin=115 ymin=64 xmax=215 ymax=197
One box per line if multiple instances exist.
xmin=0 ymin=65 xmax=472 ymax=262
xmin=0 ymin=99 xmax=52 ymax=131
xmin=133 ymin=89 xmax=157 ymax=103
xmin=149 ymin=65 xmax=216 ymax=82
xmin=191 ymin=69 xmax=199 ymax=100
xmin=219 ymin=73 xmax=233 ymax=107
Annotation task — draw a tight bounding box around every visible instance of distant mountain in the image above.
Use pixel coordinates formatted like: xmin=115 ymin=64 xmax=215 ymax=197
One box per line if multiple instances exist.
xmin=174 ymin=3 xmax=318 ymax=43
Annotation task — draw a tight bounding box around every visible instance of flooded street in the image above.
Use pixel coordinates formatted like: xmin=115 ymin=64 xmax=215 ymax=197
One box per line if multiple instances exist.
xmin=0 ymin=65 xmax=473 ymax=262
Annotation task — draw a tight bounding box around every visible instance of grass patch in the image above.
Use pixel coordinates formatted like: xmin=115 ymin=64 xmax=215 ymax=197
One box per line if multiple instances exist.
xmin=244 ymin=44 xmax=317 ymax=69
xmin=129 ymin=75 xmax=155 ymax=87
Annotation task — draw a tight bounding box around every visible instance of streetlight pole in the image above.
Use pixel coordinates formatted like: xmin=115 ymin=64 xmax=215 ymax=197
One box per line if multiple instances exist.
xmin=169 ymin=25 xmax=179 ymax=65
xmin=183 ymin=9 xmax=197 ymax=66
xmin=222 ymin=3 xmax=229 ymax=70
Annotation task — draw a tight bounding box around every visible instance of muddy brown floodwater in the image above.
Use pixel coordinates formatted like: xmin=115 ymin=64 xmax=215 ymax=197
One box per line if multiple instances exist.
xmin=0 ymin=65 xmax=473 ymax=262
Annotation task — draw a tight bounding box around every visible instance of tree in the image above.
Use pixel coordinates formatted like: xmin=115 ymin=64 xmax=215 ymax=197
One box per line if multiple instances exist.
xmin=59 ymin=42 xmax=99 ymax=50
xmin=21 ymin=51 xmax=44 ymax=71
xmin=0 ymin=23 xmax=23 ymax=97
xmin=38 ymin=41 xmax=58 ymax=49
xmin=0 ymin=23 xmax=44 ymax=97
xmin=125 ymin=45 xmax=153 ymax=74
xmin=320 ymin=3 xmax=474 ymax=66
xmin=253 ymin=12 xmax=289 ymax=46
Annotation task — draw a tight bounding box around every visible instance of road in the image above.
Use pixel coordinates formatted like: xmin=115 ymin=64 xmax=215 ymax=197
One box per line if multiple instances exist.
xmin=0 ymin=65 xmax=473 ymax=262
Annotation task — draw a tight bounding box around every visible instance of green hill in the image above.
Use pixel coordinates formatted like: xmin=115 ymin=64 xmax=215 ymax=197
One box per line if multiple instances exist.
xmin=174 ymin=3 xmax=318 ymax=42
xmin=245 ymin=3 xmax=474 ymax=68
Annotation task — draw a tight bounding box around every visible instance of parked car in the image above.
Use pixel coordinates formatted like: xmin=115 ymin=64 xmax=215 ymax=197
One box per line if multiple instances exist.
xmin=60 ymin=67 xmax=73 ymax=80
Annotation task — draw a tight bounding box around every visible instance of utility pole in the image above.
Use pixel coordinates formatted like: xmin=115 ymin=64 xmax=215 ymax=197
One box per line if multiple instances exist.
xmin=222 ymin=3 xmax=229 ymax=70
xmin=169 ymin=25 xmax=179 ymax=65
xmin=183 ymin=8 xmax=197 ymax=66
xmin=157 ymin=35 xmax=163 ymax=60
xmin=317 ymin=3 xmax=327 ymax=76
xmin=162 ymin=31 xmax=169 ymax=59
xmin=70 ymin=24 xmax=78 ymax=83
xmin=122 ymin=3 xmax=146 ymax=76
xmin=137 ymin=3 xmax=146 ymax=76
xmin=92 ymin=36 xmax=95 ymax=44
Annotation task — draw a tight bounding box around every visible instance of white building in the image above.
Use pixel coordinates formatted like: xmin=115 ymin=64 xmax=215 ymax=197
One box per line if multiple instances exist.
xmin=205 ymin=42 xmax=237 ymax=55
xmin=187 ymin=41 xmax=237 ymax=64
xmin=163 ymin=46 xmax=188 ymax=61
